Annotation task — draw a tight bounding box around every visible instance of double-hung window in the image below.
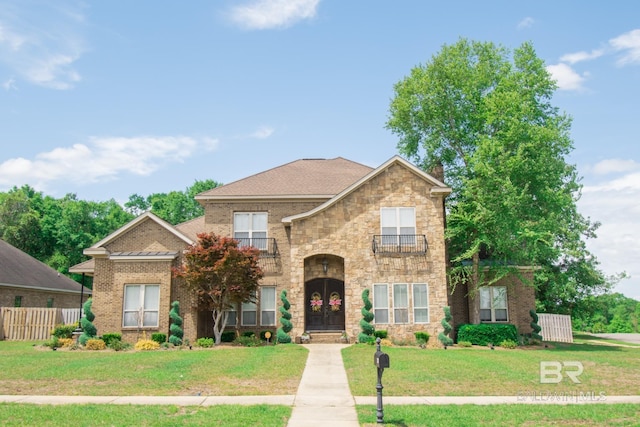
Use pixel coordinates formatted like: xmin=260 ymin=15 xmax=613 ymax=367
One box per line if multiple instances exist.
xmin=479 ymin=286 xmax=508 ymax=322
xmin=241 ymin=293 xmax=257 ymax=326
xmin=226 ymin=304 xmax=237 ymax=327
xmin=413 ymin=283 xmax=429 ymax=323
xmin=381 ymin=207 xmax=416 ymax=247
xmin=234 ymin=212 xmax=267 ymax=250
xmin=123 ymin=284 xmax=160 ymax=327
xmin=373 ymin=284 xmax=389 ymax=324
xmin=393 ymin=284 xmax=409 ymax=323
xmin=260 ymin=286 xmax=276 ymax=326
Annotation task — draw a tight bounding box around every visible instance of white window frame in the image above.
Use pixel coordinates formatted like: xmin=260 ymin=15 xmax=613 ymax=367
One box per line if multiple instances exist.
xmin=413 ymin=283 xmax=429 ymax=324
xmin=393 ymin=283 xmax=409 ymax=324
xmin=373 ymin=284 xmax=389 ymax=324
xmin=234 ymin=212 xmax=268 ymax=250
xmin=260 ymin=286 xmax=277 ymax=326
xmin=479 ymin=286 xmax=508 ymax=322
xmin=241 ymin=293 xmax=257 ymax=326
xmin=380 ymin=207 xmax=416 ymax=246
xmin=123 ymin=284 xmax=160 ymax=328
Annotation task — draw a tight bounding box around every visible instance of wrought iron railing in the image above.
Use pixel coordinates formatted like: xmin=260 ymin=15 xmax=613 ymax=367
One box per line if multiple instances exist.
xmin=372 ymin=234 xmax=428 ymax=255
xmin=236 ymin=237 xmax=279 ymax=258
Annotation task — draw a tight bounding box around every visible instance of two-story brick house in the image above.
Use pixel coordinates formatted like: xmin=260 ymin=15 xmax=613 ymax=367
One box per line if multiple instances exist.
xmin=78 ymin=155 xmax=534 ymax=344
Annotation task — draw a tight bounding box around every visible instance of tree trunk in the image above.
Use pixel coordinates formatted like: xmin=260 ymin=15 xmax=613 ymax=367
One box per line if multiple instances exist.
xmin=468 ymin=251 xmax=481 ymax=324
xmin=212 ymin=310 xmax=226 ymax=345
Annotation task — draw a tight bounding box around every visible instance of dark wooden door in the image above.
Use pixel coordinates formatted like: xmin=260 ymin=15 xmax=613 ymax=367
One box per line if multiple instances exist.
xmin=305 ymin=278 xmax=345 ymax=331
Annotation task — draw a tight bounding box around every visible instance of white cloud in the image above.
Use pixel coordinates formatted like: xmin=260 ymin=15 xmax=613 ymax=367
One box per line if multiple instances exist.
xmin=590 ymin=159 xmax=640 ymax=176
xmin=0 ymin=135 xmax=215 ymax=191
xmin=609 ymin=29 xmax=640 ymax=66
xmin=0 ymin=1 xmax=86 ymax=89
xmin=2 ymin=78 xmax=17 ymax=90
xmin=579 ymin=168 xmax=640 ymax=300
xmin=250 ymin=126 xmax=275 ymax=139
xmin=546 ymin=63 xmax=587 ymax=91
xmin=517 ymin=17 xmax=534 ymax=30
xmin=229 ymin=0 xmax=320 ymax=30
xmin=559 ymin=49 xmax=604 ymax=64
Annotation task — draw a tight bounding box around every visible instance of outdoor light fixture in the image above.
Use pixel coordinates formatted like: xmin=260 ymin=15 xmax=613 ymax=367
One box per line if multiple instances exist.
xmin=322 ymin=257 xmax=329 ymax=274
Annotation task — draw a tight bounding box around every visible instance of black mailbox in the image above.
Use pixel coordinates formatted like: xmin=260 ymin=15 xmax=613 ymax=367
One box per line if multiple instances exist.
xmin=375 ymin=351 xmax=390 ymax=369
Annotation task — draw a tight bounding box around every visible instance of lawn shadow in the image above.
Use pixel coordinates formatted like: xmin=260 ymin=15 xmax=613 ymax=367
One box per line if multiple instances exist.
xmin=548 ymin=342 xmax=623 ymax=352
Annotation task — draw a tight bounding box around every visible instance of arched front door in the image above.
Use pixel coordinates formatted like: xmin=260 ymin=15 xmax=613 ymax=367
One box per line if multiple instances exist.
xmin=305 ymin=278 xmax=345 ymax=331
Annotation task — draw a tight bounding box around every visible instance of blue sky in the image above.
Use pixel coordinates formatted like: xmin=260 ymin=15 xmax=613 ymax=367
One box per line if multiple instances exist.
xmin=1 ymin=1 xmax=639 ymax=300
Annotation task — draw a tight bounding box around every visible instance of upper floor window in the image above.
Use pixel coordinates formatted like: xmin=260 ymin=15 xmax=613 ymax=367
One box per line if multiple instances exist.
xmin=123 ymin=284 xmax=160 ymax=328
xmin=234 ymin=212 xmax=267 ymax=250
xmin=380 ymin=207 xmax=416 ymax=246
xmin=480 ymin=286 xmax=508 ymax=322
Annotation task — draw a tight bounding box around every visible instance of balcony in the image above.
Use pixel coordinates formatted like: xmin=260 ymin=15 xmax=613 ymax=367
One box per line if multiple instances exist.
xmin=237 ymin=237 xmax=279 ymax=258
xmin=372 ymin=234 xmax=428 ymax=255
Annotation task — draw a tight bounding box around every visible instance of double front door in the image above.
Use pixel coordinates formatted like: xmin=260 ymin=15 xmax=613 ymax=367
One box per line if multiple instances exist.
xmin=305 ymin=278 xmax=345 ymax=331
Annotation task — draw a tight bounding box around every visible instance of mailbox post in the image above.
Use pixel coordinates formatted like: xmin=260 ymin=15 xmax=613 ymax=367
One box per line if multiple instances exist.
xmin=373 ymin=337 xmax=390 ymax=424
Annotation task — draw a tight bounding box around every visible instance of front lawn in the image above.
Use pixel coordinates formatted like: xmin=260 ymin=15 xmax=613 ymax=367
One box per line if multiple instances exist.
xmin=343 ymin=342 xmax=640 ymax=396
xmin=0 ymin=342 xmax=307 ymax=396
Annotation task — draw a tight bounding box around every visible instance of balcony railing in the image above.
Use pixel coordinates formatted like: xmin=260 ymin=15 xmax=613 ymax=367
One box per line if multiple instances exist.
xmin=236 ymin=237 xmax=279 ymax=258
xmin=372 ymin=234 xmax=428 ymax=255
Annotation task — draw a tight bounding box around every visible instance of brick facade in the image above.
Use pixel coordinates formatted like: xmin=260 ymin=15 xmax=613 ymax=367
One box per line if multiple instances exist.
xmin=0 ymin=287 xmax=88 ymax=308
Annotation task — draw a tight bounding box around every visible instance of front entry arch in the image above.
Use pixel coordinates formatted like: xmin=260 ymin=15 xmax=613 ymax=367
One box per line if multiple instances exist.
xmin=305 ymin=278 xmax=345 ymax=331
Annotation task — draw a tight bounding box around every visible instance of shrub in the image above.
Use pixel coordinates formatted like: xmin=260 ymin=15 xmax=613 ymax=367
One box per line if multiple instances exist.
xmin=101 ymin=333 xmax=122 ymax=347
xmin=51 ymin=324 xmax=76 ymax=339
xmin=58 ymin=338 xmax=74 ymax=348
xmin=196 ymin=337 xmax=214 ymax=348
xmin=276 ymin=290 xmax=293 ymax=344
xmin=169 ymin=301 xmax=184 ymax=346
xmin=234 ymin=334 xmax=261 ymax=347
xmin=379 ymin=338 xmax=393 ymax=347
xmin=151 ymin=333 xmax=167 ymax=345
xmin=85 ymin=339 xmax=106 ymax=350
xmin=530 ymin=310 xmax=542 ymax=341
xmin=221 ymin=331 xmax=236 ymax=343
xmin=374 ymin=330 xmax=388 ymax=339
xmin=457 ymin=324 xmax=518 ymax=346
xmin=79 ymin=299 xmax=97 ymax=346
xmin=44 ymin=337 xmax=60 ymax=349
xmin=358 ymin=289 xmax=375 ymax=344
xmin=108 ymin=340 xmax=131 ymax=351
xmin=458 ymin=341 xmax=473 ymax=347
xmin=500 ymin=339 xmax=518 ymax=349
xmin=438 ymin=306 xmax=454 ymax=347
xmin=414 ymin=331 xmax=430 ymax=346
xmin=135 ymin=339 xmax=160 ymax=351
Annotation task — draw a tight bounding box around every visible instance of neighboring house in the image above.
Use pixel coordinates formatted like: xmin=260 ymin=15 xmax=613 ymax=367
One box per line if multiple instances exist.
xmin=76 ymin=155 xmax=535 ymax=344
xmin=0 ymin=239 xmax=91 ymax=308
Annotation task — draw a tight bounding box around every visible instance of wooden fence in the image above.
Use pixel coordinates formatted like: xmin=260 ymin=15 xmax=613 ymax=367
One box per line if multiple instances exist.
xmin=538 ymin=313 xmax=573 ymax=343
xmin=0 ymin=307 xmax=71 ymax=341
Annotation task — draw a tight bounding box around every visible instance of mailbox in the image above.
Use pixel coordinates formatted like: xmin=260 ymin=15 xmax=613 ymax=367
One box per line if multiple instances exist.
xmin=374 ymin=351 xmax=390 ymax=369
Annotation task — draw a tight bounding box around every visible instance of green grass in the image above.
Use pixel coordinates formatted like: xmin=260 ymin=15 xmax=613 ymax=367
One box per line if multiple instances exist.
xmin=573 ymin=333 xmax=640 ymax=347
xmin=343 ymin=342 xmax=640 ymax=396
xmin=0 ymin=403 xmax=290 ymax=426
xmin=357 ymin=404 xmax=640 ymax=426
xmin=0 ymin=342 xmax=307 ymax=396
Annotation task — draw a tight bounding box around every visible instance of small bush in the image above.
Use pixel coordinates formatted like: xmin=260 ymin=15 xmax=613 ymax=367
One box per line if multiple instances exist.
xmin=500 ymin=339 xmax=518 ymax=349
xmin=135 ymin=339 xmax=160 ymax=351
xmin=108 ymin=340 xmax=131 ymax=351
xmin=221 ymin=331 xmax=236 ymax=343
xmin=51 ymin=324 xmax=76 ymax=339
xmin=101 ymin=333 xmax=122 ymax=347
xmin=234 ymin=334 xmax=261 ymax=347
xmin=379 ymin=338 xmax=393 ymax=347
xmin=85 ymin=339 xmax=106 ymax=350
xmin=44 ymin=337 xmax=60 ymax=349
xmin=151 ymin=333 xmax=167 ymax=345
xmin=374 ymin=330 xmax=388 ymax=339
xmin=458 ymin=341 xmax=473 ymax=347
xmin=457 ymin=324 xmax=518 ymax=346
xmin=414 ymin=331 xmax=430 ymax=345
xmin=58 ymin=338 xmax=74 ymax=348
xmin=196 ymin=337 xmax=214 ymax=348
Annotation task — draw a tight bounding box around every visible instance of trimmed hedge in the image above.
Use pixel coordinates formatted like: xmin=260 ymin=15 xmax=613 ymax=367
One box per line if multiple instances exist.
xmin=457 ymin=323 xmax=518 ymax=346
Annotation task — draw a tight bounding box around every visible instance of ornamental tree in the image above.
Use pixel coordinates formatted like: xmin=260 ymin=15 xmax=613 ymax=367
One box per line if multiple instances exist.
xmin=173 ymin=232 xmax=263 ymax=345
xmin=169 ymin=301 xmax=184 ymax=346
xmin=387 ymin=38 xmax=613 ymax=318
xmin=276 ymin=290 xmax=292 ymax=343
xmin=358 ymin=289 xmax=375 ymax=344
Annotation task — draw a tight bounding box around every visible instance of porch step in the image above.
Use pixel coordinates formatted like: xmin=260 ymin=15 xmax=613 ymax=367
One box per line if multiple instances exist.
xmin=304 ymin=331 xmax=349 ymax=344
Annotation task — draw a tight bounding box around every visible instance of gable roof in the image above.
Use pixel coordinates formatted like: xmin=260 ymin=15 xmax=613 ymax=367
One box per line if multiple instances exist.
xmin=0 ymin=239 xmax=89 ymax=294
xmin=195 ymin=157 xmax=374 ymax=200
xmin=84 ymin=211 xmax=194 ymax=257
xmin=282 ymin=155 xmax=452 ymax=224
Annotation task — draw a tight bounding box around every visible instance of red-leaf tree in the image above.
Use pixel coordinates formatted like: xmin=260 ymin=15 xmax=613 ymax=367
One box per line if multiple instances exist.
xmin=173 ymin=232 xmax=263 ymax=345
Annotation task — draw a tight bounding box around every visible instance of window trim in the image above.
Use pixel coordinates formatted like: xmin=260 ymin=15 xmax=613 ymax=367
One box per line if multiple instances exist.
xmin=412 ymin=283 xmax=429 ymax=324
xmin=260 ymin=286 xmax=277 ymax=326
xmin=234 ymin=212 xmax=268 ymax=249
xmin=122 ymin=284 xmax=160 ymax=328
xmin=241 ymin=293 xmax=257 ymax=326
xmin=479 ymin=286 xmax=509 ymax=323
xmin=373 ymin=283 xmax=389 ymax=324
xmin=393 ymin=283 xmax=409 ymax=324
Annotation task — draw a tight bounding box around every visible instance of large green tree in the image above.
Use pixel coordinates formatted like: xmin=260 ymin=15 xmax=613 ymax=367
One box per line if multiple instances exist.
xmin=172 ymin=232 xmax=263 ymax=345
xmin=387 ymin=38 xmax=612 ymax=318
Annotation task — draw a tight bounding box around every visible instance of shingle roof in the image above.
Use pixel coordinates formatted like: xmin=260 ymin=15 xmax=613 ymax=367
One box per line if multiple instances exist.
xmin=0 ymin=239 xmax=89 ymax=294
xmin=175 ymin=216 xmax=205 ymax=241
xmin=196 ymin=157 xmax=374 ymax=199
